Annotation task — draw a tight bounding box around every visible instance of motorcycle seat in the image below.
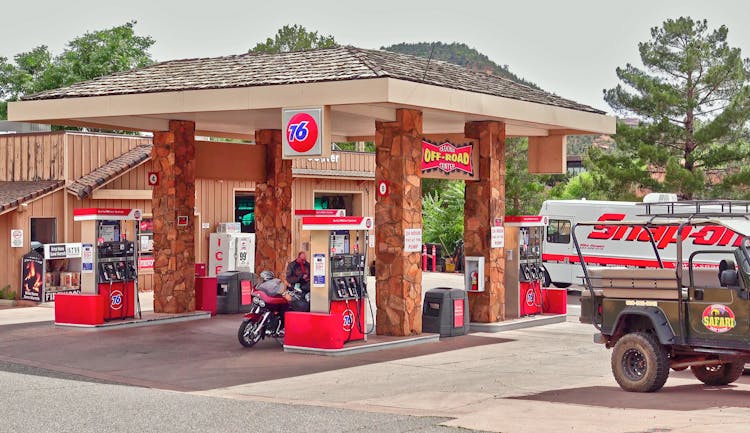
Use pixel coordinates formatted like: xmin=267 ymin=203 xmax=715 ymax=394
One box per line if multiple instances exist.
xmin=253 ymin=290 xmax=288 ymax=305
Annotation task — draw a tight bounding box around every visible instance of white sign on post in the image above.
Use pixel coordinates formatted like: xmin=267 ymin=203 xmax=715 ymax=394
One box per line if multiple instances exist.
xmin=10 ymin=229 xmax=23 ymax=248
xmin=491 ymin=226 xmax=505 ymax=249
xmin=404 ymin=228 xmax=423 ymax=253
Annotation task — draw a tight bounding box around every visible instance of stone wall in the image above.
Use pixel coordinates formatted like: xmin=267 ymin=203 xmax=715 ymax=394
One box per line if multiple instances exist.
xmin=464 ymin=121 xmax=506 ymax=322
xmin=254 ymin=130 xmax=293 ymax=278
xmin=374 ymin=109 xmax=423 ymax=336
xmin=151 ymin=120 xmax=196 ymax=313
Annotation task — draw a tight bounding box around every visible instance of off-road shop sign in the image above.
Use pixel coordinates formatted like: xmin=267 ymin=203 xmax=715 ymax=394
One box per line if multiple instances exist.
xmin=421 ymin=140 xmax=475 ymax=180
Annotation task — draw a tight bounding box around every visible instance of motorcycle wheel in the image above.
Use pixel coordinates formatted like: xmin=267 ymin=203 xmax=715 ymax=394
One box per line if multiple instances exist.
xmin=238 ymin=319 xmax=263 ymax=348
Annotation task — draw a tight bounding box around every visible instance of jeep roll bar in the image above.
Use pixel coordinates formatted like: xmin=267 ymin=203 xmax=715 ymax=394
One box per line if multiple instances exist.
xmin=573 ymin=213 xmax=750 ymax=339
xmin=572 ymin=221 xmax=664 ymax=331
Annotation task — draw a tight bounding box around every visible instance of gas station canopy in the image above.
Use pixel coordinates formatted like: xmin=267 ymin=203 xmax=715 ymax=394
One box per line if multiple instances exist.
xmin=9 ymin=46 xmax=615 ymax=139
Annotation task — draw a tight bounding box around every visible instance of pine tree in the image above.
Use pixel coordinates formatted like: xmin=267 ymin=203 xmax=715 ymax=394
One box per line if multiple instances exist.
xmin=593 ymin=17 xmax=750 ymax=199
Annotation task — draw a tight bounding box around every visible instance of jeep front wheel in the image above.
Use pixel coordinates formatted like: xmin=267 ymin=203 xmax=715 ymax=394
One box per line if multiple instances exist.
xmin=611 ymin=332 xmax=669 ymax=392
xmin=691 ymin=363 xmax=744 ymax=386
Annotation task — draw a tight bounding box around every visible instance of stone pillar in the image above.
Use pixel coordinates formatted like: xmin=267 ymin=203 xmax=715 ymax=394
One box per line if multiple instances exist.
xmin=152 ymin=120 xmax=196 ymax=313
xmin=375 ymin=109 xmax=423 ymax=336
xmin=464 ymin=121 xmax=506 ymax=323
xmin=254 ymin=129 xmax=293 ymax=278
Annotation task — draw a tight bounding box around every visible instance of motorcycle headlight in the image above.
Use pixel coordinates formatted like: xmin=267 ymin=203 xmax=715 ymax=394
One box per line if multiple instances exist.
xmin=253 ymin=296 xmax=265 ymax=307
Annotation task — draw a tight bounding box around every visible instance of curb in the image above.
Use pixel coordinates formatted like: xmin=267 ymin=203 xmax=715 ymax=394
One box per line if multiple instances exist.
xmin=469 ymin=314 xmax=567 ymax=333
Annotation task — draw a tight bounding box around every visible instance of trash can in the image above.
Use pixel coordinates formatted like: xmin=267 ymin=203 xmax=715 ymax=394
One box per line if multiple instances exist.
xmin=216 ymin=271 xmax=255 ymax=314
xmin=422 ymin=287 xmax=469 ymax=337
xmin=195 ymin=276 xmax=218 ymax=315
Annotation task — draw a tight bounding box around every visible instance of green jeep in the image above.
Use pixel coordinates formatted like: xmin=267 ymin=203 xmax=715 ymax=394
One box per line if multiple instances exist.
xmin=576 ymin=214 xmax=750 ymax=392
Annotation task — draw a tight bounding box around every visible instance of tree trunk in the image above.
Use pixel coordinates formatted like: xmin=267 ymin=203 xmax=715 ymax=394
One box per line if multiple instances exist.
xmin=683 ymin=73 xmax=696 ymax=200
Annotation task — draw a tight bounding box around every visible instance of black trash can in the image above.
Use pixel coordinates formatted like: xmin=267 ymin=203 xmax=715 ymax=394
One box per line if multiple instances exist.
xmin=216 ymin=271 xmax=255 ymax=314
xmin=422 ymin=287 xmax=469 ymax=337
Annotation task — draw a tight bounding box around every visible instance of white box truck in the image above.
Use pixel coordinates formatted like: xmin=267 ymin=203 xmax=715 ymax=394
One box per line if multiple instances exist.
xmin=539 ymin=196 xmax=749 ymax=288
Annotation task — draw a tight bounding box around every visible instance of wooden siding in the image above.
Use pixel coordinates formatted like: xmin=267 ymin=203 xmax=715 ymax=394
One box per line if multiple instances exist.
xmin=0 ymin=190 xmax=65 ymax=296
xmin=65 ymin=133 xmax=151 ymax=180
xmin=291 ymin=151 xmax=374 ymax=174
xmin=102 ymin=159 xmax=153 ymax=190
xmin=0 ymin=132 xmax=65 ymax=181
xmin=195 ymin=178 xmax=257 ymax=267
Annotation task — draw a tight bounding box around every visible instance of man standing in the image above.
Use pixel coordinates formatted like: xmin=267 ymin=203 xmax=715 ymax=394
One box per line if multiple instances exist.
xmin=285 ymin=251 xmax=310 ymax=311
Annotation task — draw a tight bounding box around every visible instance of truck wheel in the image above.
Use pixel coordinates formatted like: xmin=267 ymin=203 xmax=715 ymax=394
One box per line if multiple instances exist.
xmin=691 ymin=363 xmax=744 ymax=386
xmin=611 ymin=332 xmax=669 ymax=392
xmin=541 ymin=268 xmax=551 ymax=288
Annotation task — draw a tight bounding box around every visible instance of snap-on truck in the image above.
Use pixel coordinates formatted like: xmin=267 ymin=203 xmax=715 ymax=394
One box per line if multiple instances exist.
xmin=577 ymin=201 xmax=750 ymax=392
xmin=540 ymin=195 xmax=749 ymax=288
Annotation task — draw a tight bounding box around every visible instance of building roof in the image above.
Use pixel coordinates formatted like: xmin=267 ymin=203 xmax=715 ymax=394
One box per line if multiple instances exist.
xmin=67 ymin=143 xmax=152 ymax=199
xmin=0 ymin=180 xmax=65 ymax=214
xmin=22 ymin=46 xmax=602 ymax=115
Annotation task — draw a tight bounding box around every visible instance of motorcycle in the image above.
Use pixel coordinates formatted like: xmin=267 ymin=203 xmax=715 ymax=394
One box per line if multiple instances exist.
xmin=237 ymin=285 xmax=303 ymax=348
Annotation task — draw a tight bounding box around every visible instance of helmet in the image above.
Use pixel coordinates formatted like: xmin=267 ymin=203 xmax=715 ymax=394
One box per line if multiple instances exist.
xmin=260 ymin=270 xmax=275 ymax=281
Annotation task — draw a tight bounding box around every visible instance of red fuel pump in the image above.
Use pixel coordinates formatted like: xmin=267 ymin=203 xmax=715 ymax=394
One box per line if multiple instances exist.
xmin=283 ymin=214 xmax=374 ymax=350
xmin=504 ymin=216 xmax=547 ymax=318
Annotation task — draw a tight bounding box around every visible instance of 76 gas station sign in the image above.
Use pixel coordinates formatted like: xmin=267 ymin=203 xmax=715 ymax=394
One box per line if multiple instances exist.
xmin=282 ymin=106 xmax=331 ymax=159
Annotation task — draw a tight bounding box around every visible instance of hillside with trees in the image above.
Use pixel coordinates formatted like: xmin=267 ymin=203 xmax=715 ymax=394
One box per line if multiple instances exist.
xmin=382 ymin=42 xmax=540 ymax=89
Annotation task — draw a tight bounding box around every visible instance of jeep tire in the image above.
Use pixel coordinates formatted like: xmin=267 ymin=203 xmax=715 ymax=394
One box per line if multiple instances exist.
xmin=611 ymin=332 xmax=669 ymax=392
xmin=690 ymin=362 xmax=744 ymax=386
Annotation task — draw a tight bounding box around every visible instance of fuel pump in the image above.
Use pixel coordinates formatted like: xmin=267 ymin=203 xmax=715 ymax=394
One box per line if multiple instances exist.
xmin=503 ymin=216 xmax=548 ymax=318
xmin=300 ymin=215 xmax=374 ymax=344
xmin=73 ymin=208 xmax=142 ymax=321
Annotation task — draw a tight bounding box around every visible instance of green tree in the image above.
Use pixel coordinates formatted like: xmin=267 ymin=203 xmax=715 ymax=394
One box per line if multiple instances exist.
xmin=0 ymin=21 xmax=154 ymax=120
xmin=505 ymin=137 xmax=548 ymax=215
xmin=422 ymin=180 xmax=465 ymax=255
xmin=250 ymin=25 xmax=337 ymax=54
xmin=596 ymin=17 xmax=750 ymax=199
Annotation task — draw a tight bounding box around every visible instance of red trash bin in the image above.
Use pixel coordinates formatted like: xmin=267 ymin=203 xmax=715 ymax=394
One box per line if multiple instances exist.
xmin=195 ymin=276 xmax=218 ymax=315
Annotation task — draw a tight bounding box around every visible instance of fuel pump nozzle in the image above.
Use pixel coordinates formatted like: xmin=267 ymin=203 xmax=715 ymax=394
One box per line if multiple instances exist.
xmin=347 ymin=277 xmax=358 ymax=298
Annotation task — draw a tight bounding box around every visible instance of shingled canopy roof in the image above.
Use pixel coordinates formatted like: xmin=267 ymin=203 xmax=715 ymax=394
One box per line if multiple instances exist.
xmin=10 ymin=46 xmax=614 ymax=139
xmin=67 ymin=143 xmax=152 ymax=199
xmin=22 ymin=46 xmax=601 ymax=115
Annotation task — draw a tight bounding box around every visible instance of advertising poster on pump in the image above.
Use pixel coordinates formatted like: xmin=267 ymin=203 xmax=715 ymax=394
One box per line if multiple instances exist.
xmin=313 ymin=253 xmax=326 ymax=287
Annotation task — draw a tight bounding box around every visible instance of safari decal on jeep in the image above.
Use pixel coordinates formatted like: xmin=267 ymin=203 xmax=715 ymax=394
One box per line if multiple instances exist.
xmin=702 ymin=304 xmax=736 ymax=333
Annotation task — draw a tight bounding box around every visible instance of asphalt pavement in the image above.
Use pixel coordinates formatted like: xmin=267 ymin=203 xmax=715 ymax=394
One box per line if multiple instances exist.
xmin=0 ymin=369 xmax=469 ymax=433
xmin=4 ymin=278 xmax=750 ymax=432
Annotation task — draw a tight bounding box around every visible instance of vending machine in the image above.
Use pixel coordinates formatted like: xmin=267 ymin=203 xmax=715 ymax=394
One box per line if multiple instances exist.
xmin=73 ymin=208 xmax=141 ymax=320
xmin=208 ymin=230 xmax=256 ymax=277
xmin=503 ymin=215 xmax=548 ymax=319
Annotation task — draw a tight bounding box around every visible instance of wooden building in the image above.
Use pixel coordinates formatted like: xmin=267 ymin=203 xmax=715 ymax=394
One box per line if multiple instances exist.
xmin=0 ymin=130 xmax=374 ymax=298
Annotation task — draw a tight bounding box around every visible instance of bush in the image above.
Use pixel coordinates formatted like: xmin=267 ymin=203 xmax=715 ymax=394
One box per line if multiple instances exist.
xmin=0 ymin=285 xmax=16 ymax=300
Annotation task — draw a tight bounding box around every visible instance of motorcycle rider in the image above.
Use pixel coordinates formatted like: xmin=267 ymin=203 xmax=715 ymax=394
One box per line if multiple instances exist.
xmin=254 ymin=270 xmax=286 ymax=297
xmin=255 ymin=269 xmax=309 ymax=312
xmin=285 ymin=251 xmax=311 ymax=312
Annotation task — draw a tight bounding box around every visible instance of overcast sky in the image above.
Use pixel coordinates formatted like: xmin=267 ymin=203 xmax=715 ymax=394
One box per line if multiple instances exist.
xmin=2 ymin=0 xmax=749 ymax=112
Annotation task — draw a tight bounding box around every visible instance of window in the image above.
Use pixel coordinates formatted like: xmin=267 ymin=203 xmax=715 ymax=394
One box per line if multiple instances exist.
xmin=314 ymin=193 xmax=355 ymax=216
xmin=30 ymin=218 xmax=56 ymax=244
xmin=547 ymin=219 xmax=571 ymax=244
xmin=235 ymin=192 xmax=255 ymax=233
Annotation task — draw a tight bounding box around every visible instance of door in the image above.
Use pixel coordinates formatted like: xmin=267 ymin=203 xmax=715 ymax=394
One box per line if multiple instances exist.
xmin=685 ymin=254 xmax=749 ymax=347
xmin=543 ymin=217 xmax=574 ymax=285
